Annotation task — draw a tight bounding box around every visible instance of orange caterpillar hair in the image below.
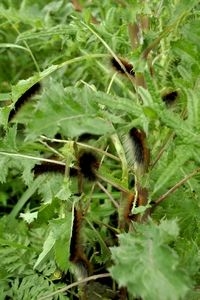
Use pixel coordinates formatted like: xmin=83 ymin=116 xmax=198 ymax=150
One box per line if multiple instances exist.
xmin=122 ymin=187 xmax=149 ymax=227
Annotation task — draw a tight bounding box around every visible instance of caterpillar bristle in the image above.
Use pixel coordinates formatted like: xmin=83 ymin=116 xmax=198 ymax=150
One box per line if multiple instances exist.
xmin=123 ymin=193 xmax=135 ymax=223
xmin=136 ymin=186 xmax=148 ymax=207
xmin=78 ymin=151 xmax=99 ymax=181
xmin=111 ymin=57 xmax=135 ymax=77
xmin=8 ymin=82 xmax=41 ymax=122
xmin=124 ymin=127 xmax=150 ymax=175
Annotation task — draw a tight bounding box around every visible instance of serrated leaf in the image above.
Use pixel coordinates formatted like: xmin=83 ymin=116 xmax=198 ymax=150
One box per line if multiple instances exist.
xmin=9 ymin=176 xmax=45 ymax=219
xmin=138 ymin=86 xmax=154 ymax=106
xmin=54 ymin=238 xmax=70 ymax=271
xmin=158 ymin=219 xmax=179 ymax=243
xmin=2 ymin=125 xmax=18 ymax=151
xmin=25 ymin=83 xmax=112 ymax=139
xmin=132 ymin=204 xmax=151 ymax=214
xmin=20 ymin=211 xmax=38 ymax=224
xmin=152 ymin=145 xmax=192 ymax=195
xmin=34 ymin=231 xmax=55 ymax=269
xmin=158 ymin=108 xmax=196 ymax=139
xmin=109 ymin=219 xmax=190 ymax=300
xmin=37 ymin=200 xmax=60 ymax=224
xmin=0 ymin=156 xmax=9 ymax=183
xmin=185 ymin=88 xmax=200 ymax=130
xmin=49 ymin=214 xmax=73 ymax=271
xmin=37 ymin=175 xmax=64 ymax=204
xmin=55 ymin=179 xmax=72 ymax=201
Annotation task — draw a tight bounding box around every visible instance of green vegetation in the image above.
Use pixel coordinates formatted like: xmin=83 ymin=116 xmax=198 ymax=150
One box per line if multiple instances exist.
xmin=0 ymin=1 xmax=200 ymax=299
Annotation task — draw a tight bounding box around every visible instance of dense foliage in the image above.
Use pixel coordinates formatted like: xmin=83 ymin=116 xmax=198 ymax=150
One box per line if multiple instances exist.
xmin=0 ymin=1 xmax=200 ymax=299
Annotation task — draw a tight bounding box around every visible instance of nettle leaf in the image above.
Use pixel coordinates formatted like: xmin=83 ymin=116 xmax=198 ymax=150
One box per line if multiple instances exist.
xmin=9 ymin=176 xmax=45 ymax=219
xmin=55 ymin=178 xmax=72 ymax=201
xmin=23 ymin=82 xmax=144 ymax=141
xmin=37 ymin=199 xmax=60 ymax=224
xmin=109 ymin=219 xmax=190 ymax=300
xmin=0 ymin=152 xmax=35 ymax=185
xmin=25 ymin=82 xmax=113 ymax=139
xmin=93 ymin=92 xmax=142 ymax=117
xmin=182 ymin=20 xmax=200 ymax=52
xmin=50 ymin=214 xmax=73 ymax=271
xmin=158 ymin=108 xmax=194 ymax=138
xmin=20 ymin=211 xmax=38 ymax=224
xmin=10 ymin=273 xmax=64 ymax=300
xmin=0 ymin=156 xmax=9 ymax=183
xmin=138 ymin=86 xmax=154 ymax=106
xmin=152 ymin=145 xmax=192 ymax=196
xmin=185 ymin=88 xmax=200 ymax=130
xmin=37 ymin=174 xmax=64 ymax=204
xmin=170 ymin=0 xmax=199 ymax=22
xmin=1 ymin=125 xmax=18 ymax=151
xmin=34 ymin=230 xmax=55 ymax=270
xmin=21 ymin=159 xmax=35 ymax=186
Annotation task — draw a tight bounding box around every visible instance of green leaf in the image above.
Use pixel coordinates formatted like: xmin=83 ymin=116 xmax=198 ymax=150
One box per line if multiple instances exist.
xmin=25 ymin=83 xmax=113 ymax=139
xmin=0 ymin=156 xmax=9 ymax=183
xmin=20 ymin=211 xmax=38 ymax=224
xmin=109 ymin=219 xmax=190 ymax=300
xmin=9 ymin=176 xmax=46 ymax=219
xmin=50 ymin=214 xmax=73 ymax=271
xmin=185 ymin=88 xmax=200 ymax=130
xmin=132 ymin=204 xmax=151 ymax=215
xmin=152 ymin=145 xmax=192 ymax=196
xmin=55 ymin=179 xmax=72 ymax=201
xmin=37 ymin=175 xmax=64 ymax=204
xmin=34 ymin=231 xmax=55 ymax=270
xmin=138 ymin=86 xmax=154 ymax=106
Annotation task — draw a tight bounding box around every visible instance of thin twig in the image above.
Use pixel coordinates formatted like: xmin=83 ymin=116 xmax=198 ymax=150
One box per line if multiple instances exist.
xmin=97 ymin=181 xmax=119 ymax=209
xmin=152 ymin=167 xmax=200 ymax=210
xmin=38 ymin=273 xmax=111 ymax=300
xmin=38 ymin=139 xmax=65 ymax=159
xmin=151 ymin=131 xmax=175 ymax=169
xmin=106 ymin=72 xmax=117 ymax=94
xmin=0 ymin=151 xmax=65 ymax=165
xmin=40 ymin=136 xmax=120 ymax=162
xmin=97 ymin=173 xmax=130 ymax=194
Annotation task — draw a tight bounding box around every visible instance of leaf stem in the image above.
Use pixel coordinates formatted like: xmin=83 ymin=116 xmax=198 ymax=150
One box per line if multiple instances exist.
xmin=0 ymin=151 xmax=66 ymax=165
xmin=152 ymin=167 xmax=200 ymax=209
xmin=38 ymin=273 xmax=111 ymax=300
xmin=40 ymin=136 xmax=120 ymax=162
xmin=97 ymin=181 xmax=119 ymax=209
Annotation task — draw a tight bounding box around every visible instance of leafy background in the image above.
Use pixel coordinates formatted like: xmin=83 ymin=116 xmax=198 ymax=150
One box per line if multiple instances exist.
xmin=0 ymin=0 xmax=200 ymax=299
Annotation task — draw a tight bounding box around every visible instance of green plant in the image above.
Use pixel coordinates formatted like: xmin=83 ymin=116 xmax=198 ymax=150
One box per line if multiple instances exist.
xmin=0 ymin=1 xmax=200 ymax=299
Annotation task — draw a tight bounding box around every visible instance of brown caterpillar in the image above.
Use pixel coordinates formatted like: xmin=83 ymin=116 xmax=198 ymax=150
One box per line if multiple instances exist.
xmin=111 ymin=57 xmax=135 ymax=77
xmin=78 ymin=150 xmax=99 ymax=181
xmin=124 ymin=127 xmax=150 ymax=175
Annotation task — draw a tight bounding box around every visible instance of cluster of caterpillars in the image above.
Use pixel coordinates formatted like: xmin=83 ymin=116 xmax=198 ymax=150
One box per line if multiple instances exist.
xmin=8 ymin=56 xmax=179 ymax=286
